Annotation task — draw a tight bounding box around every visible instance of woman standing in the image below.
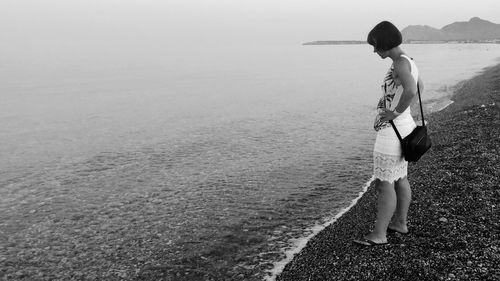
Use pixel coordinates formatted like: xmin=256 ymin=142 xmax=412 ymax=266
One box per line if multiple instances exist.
xmin=354 ymin=21 xmax=423 ymax=246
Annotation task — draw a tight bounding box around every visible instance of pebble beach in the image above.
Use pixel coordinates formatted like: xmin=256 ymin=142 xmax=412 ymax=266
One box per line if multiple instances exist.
xmin=276 ymin=63 xmax=500 ymax=281
xmin=1 ymin=52 xmax=499 ymax=281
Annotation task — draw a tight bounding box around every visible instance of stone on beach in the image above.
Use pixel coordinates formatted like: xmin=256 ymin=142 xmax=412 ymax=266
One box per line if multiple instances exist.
xmin=276 ymin=63 xmax=500 ymax=281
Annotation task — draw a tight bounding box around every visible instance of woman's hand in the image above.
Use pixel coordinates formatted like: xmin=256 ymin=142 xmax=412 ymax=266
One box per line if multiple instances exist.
xmin=379 ymin=108 xmax=400 ymax=122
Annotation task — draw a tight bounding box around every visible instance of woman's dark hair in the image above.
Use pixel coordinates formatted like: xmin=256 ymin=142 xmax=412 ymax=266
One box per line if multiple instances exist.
xmin=367 ymin=21 xmax=402 ymax=51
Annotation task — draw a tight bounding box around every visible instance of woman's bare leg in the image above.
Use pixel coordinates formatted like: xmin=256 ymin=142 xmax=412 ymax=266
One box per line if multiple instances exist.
xmin=364 ymin=179 xmax=397 ymax=243
xmin=390 ymin=176 xmax=411 ymax=233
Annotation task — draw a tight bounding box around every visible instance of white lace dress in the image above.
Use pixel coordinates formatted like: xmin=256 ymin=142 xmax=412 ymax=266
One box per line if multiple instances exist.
xmin=373 ymin=55 xmax=418 ymax=182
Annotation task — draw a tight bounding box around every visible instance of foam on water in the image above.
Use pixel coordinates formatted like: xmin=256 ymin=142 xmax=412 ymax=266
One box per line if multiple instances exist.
xmin=2 ymin=43 xmax=500 ymax=280
xmin=264 ymin=176 xmax=375 ymax=281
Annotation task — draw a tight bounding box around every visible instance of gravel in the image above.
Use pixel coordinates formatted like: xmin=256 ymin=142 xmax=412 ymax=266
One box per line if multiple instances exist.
xmin=276 ymin=64 xmax=500 ymax=281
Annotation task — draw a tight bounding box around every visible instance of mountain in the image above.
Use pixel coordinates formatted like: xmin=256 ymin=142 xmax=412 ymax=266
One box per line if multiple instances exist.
xmin=303 ymin=17 xmax=500 ymax=45
xmin=401 ymin=17 xmax=500 ymax=42
xmin=400 ymin=25 xmax=448 ymax=41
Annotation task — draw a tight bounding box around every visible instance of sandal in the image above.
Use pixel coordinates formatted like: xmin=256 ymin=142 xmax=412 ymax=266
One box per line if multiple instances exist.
xmin=353 ymin=238 xmax=388 ymax=246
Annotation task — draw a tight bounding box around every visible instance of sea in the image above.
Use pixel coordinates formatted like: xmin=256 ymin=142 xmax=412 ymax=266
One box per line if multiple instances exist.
xmin=1 ymin=42 xmax=500 ymax=280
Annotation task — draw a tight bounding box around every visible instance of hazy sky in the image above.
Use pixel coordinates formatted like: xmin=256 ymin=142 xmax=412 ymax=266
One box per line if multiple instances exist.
xmin=2 ymin=0 xmax=500 ymax=46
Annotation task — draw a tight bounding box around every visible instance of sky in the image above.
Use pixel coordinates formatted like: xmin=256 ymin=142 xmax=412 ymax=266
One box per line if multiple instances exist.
xmin=2 ymin=0 xmax=500 ymax=46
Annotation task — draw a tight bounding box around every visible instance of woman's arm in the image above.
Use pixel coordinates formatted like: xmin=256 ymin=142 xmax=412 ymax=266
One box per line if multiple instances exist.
xmin=417 ymin=76 xmax=424 ymax=95
xmin=393 ymin=57 xmax=417 ymax=113
xmin=379 ymin=57 xmax=417 ymax=121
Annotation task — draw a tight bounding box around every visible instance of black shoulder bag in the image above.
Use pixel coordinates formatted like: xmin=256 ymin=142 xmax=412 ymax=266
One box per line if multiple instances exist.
xmin=389 ymin=83 xmax=432 ymax=162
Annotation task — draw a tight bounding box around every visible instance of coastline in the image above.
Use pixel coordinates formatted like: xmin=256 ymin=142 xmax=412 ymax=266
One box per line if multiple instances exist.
xmin=302 ymin=40 xmax=500 ymax=45
xmin=275 ymin=63 xmax=500 ymax=280
xmin=264 ymin=176 xmax=375 ymax=281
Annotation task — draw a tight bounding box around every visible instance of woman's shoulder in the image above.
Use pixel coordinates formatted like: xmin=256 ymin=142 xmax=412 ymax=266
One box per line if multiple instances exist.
xmin=393 ymin=55 xmax=413 ymax=74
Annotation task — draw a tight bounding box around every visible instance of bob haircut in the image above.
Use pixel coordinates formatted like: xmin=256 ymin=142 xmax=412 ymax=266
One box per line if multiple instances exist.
xmin=367 ymin=21 xmax=402 ymax=51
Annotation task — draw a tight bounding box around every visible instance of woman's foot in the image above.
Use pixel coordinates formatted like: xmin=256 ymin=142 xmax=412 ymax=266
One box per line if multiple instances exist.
xmin=353 ymin=238 xmax=388 ymax=246
xmin=387 ymin=223 xmax=409 ymax=235
xmin=353 ymin=233 xmax=388 ymax=246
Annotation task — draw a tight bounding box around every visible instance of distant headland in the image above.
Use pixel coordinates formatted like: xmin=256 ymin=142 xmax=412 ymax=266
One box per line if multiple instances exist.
xmin=303 ymin=40 xmax=366 ymax=45
xmin=303 ymin=17 xmax=500 ymax=45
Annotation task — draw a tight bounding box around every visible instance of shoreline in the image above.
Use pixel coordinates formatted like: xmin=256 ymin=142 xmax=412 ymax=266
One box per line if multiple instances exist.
xmin=266 ymin=60 xmax=498 ymax=281
xmin=265 ymin=176 xmax=375 ymax=281
xmin=275 ymin=63 xmax=500 ymax=280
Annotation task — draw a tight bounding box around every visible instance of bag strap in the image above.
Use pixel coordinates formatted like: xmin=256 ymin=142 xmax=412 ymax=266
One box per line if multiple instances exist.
xmin=416 ymin=83 xmax=425 ymax=126
xmin=390 ymin=82 xmax=424 ymax=142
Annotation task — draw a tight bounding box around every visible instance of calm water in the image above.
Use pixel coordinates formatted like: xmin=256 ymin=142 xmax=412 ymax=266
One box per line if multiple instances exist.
xmin=1 ymin=43 xmax=500 ymax=280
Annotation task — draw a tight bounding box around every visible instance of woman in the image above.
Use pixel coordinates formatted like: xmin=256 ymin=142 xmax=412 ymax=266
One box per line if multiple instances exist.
xmin=353 ymin=21 xmax=424 ymax=246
